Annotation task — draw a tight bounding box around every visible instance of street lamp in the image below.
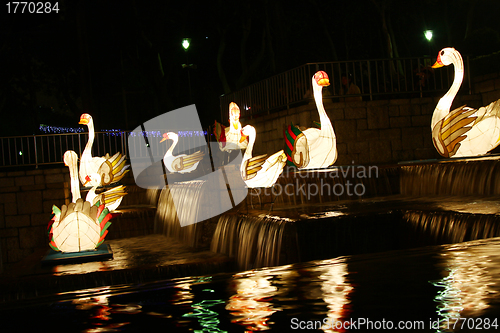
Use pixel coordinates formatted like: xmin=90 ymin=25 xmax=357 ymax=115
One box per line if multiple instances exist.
xmin=182 ymin=38 xmax=191 ymax=51
xmin=182 ymin=38 xmax=194 ymax=102
xmin=424 ymin=30 xmax=433 ymax=42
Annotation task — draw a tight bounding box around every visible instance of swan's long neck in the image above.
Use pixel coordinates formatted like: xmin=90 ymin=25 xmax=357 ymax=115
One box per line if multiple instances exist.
xmin=243 ymin=126 xmax=256 ymax=161
xmin=82 ymin=119 xmax=95 ymax=159
xmin=312 ymin=78 xmax=335 ymax=136
xmin=432 ymin=52 xmax=464 ymax=129
xmin=165 ymin=136 xmax=178 ymax=157
xmin=67 ymin=158 xmax=81 ymax=202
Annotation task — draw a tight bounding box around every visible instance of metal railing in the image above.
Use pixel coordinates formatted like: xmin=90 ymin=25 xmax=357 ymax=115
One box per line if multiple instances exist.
xmin=0 ymin=130 xmax=210 ymax=169
xmin=220 ymin=56 xmax=471 ymax=123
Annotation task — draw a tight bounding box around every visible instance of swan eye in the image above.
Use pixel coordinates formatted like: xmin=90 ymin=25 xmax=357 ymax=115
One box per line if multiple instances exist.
xmin=440 ymin=50 xmax=445 ymax=56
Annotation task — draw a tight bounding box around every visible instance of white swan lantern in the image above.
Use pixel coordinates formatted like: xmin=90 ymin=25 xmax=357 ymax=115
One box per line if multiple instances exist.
xmin=240 ymin=125 xmax=287 ymax=188
xmin=431 ymin=47 xmax=500 ymax=157
xmin=214 ymin=102 xmax=249 ymax=152
xmin=284 ymin=71 xmax=337 ymax=169
xmin=160 ymin=132 xmax=205 ymax=173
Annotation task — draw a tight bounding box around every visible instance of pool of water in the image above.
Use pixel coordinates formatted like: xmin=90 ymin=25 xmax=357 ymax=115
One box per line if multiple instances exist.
xmin=3 ymin=236 xmax=500 ymax=332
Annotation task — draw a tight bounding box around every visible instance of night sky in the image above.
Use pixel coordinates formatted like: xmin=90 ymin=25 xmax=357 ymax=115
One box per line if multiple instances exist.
xmin=1 ymin=0 xmax=499 ymax=135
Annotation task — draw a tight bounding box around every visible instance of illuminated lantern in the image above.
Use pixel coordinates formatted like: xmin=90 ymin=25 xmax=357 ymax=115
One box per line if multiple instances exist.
xmin=160 ymin=132 xmax=205 ymax=173
xmin=284 ymin=71 xmax=337 ymax=169
xmin=84 ymin=173 xmax=128 ymax=212
xmin=48 ymin=151 xmax=118 ymax=253
xmin=213 ymin=102 xmax=249 ymax=152
xmin=240 ymin=125 xmax=286 ymax=188
xmin=431 ymin=47 xmax=500 ymax=157
xmin=78 ymin=113 xmax=129 ymax=186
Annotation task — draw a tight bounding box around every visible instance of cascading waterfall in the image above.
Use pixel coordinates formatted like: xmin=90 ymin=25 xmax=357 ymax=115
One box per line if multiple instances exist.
xmin=154 ymin=181 xmax=205 ymax=248
xmin=404 ymin=210 xmax=500 ymax=245
xmin=210 ymin=214 xmax=297 ymax=270
xmin=400 ymin=158 xmax=500 ymax=196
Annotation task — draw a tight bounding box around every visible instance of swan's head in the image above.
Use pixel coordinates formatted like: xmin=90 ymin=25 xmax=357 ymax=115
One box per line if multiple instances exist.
xmin=83 ymin=173 xmax=101 ymax=187
xmin=432 ymin=47 xmax=460 ymax=68
xmin=63 ymin=150 xmax=78 ymax=167
xmin=79 ymin=113 xmax=92 ymax=125
xmin=229 ymin=102 xmax=241 ymax=129
xmin=241 ymin=125 xmax=256 ymax=137
xmin=160 ymin=132 xmax=178 ymax=143
xmin=313 ymin=71 xmax=330 ymax=87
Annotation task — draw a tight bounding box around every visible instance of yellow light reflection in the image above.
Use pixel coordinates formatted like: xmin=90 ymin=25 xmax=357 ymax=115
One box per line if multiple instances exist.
xmin=227 ymin=270 xmax=280 ymax=331
xmin=431 ymin=246 xmax=497 ymax=331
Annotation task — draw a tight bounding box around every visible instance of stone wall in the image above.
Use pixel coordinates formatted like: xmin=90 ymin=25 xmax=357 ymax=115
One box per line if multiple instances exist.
xmin=0 ymin=168 xmax=68 ymax=267
xmin=0 ymin=168 xmax=155 ymax=269
xmin=249 ymin=93 xmax=483 ymax=166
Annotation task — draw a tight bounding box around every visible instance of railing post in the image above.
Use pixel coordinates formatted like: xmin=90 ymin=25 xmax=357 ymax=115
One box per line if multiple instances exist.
xmin=33 ymin=135 xmax=38 ymax=168
xmin=367 ymin=60 xmax=373 ymax=101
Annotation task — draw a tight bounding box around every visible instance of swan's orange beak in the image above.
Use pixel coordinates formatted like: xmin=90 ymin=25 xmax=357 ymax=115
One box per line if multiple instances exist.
xmin=160 ymin=133 xmax=169 ymax=143
xmin=314 ymin=71 xmax=330 ymax=86
xmin=83 ymin=175 xmax=91 ymax=186
xmin=79 ymin=114 xmax=90 ymax=125
xmin=432 ymin=54 xmax=444 ymax=68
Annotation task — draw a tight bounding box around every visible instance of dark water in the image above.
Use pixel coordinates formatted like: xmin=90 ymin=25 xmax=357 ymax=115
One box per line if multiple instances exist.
xmin=3 ymin=237 xmax=500 ymax=332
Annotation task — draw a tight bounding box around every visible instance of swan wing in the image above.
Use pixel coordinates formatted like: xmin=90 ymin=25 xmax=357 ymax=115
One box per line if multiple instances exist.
xmin=432 ymin=105 xmax=477 ymax=157
xmin=242 ymin=153 xmax=268 ymax=180
xmin=284 ymin=123 xmax=310 ymax=168
xmin=180 ymin=151 xmax=205 ymax=170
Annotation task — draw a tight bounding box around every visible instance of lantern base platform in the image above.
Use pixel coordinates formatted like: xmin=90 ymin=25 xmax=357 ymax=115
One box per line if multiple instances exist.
xmin=41 ymin=243 xmax=113 ymax=266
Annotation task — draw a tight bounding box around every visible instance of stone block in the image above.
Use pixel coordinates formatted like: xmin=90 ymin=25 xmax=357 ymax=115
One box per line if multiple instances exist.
xmin=4 ymin=201 xmax=17 ymax=215
xmin=347 ymin=141 xmax=369 ymax=155
xmin=0 ymin=193 xmax=16 ymax=204
xmin=391 ymin=139 xmax=402 ymax=151
xmin=367 ymin=106 xmax=389 ymax=129
xmin=26 ymin=169 xmax=43 ymax=175
xmin=8 ymin=247 xmax=32 ymax=264
xmin=412 ymin=115 xmax=430 ymax=127
xmin=42 ymin=188 xmax=64 ymax=201
xmin=357 ymin=130 xmax=380 ymax=141
xmin=369 ymin=140 xmax=392 ymax=164
xmin=410 ymin=104 xmax=421 ymax=115
xmin=390 ymin=116 xmax=411 ymax=128
xmin=380 ymin=128 xmax=401 ymax=139
xmin=357 ymin=119 xmax=368 ymax=130
xmin=7 ymin=171 xmax=25 ymax=177
xmin=0 ymin=178 xmax=14 ymax=188
xmin=0 ymin=186 xmax=19 ymax=193
xmin=402 ymin=133 xmax=424 ymax=150
xmin=6 ymin=215 xmax=30 ymax=228
xmin=43 ymin=168 xmax=64 ymax=175
xmin=45 ymin=173 xmax=65 ymax=184
xmin=17 ymin=191 xmax=43 ymax=214
xmin=32 ymin=212 xmax=50 ymax=226
xmin=329 ymin=108 xmax=344 ymax=121
xmin=21 ymin=184 xmax=46 ymax=191
xmin=345 ymin=107 xmax=366 ymax=119
xmin=34 ymin=174 xmax=46 ymax=185
xmin=334 ymin=119 xmax=357 ymax=141
xmin=0 ymin=204 xmax=3 ymax=228
xmin=1 ymin=227 xmax=18 ymax=237
xmin=19 ymin=226 xmax=47 ymax=248
xmin=388 ymin=106 xmax=399 ymax=117
xmin=399 ymin=104 xmax=411 ymax=116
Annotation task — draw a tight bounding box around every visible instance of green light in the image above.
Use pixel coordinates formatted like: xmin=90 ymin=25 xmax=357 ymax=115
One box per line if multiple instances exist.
xmin=19 ymin=151 xmax=22 ymax=156
xmin=424 ymin=30 xmax=433 ymax=42
xmin=182 ymin=38 xmax=191 ymax=51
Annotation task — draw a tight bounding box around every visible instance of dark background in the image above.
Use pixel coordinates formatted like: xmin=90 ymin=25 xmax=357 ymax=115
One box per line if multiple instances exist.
xmin=1 ymin=0 xmax=499 ymax=135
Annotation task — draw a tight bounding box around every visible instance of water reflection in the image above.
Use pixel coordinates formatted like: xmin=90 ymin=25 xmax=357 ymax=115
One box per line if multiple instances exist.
xmin=431 ymin=243 xmax=500 ymax=332
xmin=227 ymin=270 xmax=280 ymax=331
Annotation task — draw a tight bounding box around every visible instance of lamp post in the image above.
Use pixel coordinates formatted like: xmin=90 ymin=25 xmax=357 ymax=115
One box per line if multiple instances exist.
xmin=182 ymin=38 xmax=193 ymax=103
xmin=424 ymin=30 xmax=433 ymax=56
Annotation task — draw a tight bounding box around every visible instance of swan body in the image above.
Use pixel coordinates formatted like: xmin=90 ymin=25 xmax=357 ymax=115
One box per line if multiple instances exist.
xmin=48 ymin=150 xmax=117 ymax=253
xmin=214 ymin=102 xmax=249 ymax=151
xmin=78 ymin=113 xmax=129 ymax=186
xmin=161 ymin=132 xmax=205 ymax=173
xmin=84 ymin=173 xmax=128 ymax=212
xmin=284 ymin=71 xmax=337 ymax=169
xmin=241 ymin=125 xmax=287 ymax=188
xmin=431 ymin=47 xmax=500 ymax=157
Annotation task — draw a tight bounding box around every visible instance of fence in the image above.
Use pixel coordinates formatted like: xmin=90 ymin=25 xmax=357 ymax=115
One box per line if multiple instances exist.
xmin=0 ymin=130 xmax=210 ymax=169
xmin=219 ymin=56 xmax=471 ymax=123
